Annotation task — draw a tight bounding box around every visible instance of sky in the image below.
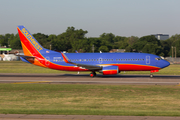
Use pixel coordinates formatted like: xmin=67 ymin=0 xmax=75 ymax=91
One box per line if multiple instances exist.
xmin=0 ymin=0 xmax=180 ymax=37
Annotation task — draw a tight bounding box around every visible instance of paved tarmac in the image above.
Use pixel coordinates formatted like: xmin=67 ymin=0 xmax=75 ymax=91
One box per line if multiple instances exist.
xmin=0 ymin=73 xmax=180 ymax=85
xmin=1 ymin=114 xmax=180 ymax=120
xmin=0 ymin=73 xmax=180 ymax=120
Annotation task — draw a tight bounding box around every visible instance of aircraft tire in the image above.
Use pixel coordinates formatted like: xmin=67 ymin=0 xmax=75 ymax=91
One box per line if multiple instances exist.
xmin=90 ymin=73 xmax=94 ymax=77
xmin=150 ymin=74 xmax=153 ymax=78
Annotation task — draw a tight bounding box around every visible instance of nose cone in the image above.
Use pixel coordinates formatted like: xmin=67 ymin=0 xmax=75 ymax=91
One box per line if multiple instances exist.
xmin=161 ymin=60 xmax=170 ymax=68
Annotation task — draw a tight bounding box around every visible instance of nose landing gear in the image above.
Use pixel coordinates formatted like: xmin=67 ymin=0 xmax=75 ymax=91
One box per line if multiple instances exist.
xmin=150 ymin=70 xmax=159 ymax=78
xmin=150 ymin=74 xmax=153 ymax=78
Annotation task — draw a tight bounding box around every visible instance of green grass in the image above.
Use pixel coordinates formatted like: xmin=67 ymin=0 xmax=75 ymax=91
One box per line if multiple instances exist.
xmin=0 ymin=61 xmax=180 ymax=75
xmin=0 ymin=84 xmax=180 ymax=116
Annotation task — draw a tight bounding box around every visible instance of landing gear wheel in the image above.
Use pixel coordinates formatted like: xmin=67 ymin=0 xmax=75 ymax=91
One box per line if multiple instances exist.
xmin=90 ymin=72 xmax=96 ymax=77
xmin=150 ymin=74 xmax=153 ymax=78
xmin=90 ymin=73 xmax=94 ymax=77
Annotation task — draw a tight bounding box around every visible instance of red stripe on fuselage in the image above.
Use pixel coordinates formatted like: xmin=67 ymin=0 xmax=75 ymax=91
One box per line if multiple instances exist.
xmin=46 ymin=63 xmax=159 ymax=72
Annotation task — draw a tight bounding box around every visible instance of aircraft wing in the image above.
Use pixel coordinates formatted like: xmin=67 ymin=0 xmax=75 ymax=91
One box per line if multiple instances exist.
xmin=61 ymin=52 xmax=102 ymax=71
xmin=70 ymin=63 xmax=102 ymax=71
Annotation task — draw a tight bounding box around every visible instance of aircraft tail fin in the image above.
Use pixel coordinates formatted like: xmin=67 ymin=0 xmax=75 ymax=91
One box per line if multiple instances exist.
xmin=17 ymin=25 xmax=45 ymax=57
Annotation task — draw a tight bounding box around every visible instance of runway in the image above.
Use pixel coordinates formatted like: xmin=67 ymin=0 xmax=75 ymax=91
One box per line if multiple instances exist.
xmin=0 ymin=73 xmax=180 ymax=85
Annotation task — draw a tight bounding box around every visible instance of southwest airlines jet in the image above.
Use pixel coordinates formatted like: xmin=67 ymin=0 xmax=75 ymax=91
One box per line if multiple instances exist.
xmin=17 ymin=26 xmax=170 ymax=78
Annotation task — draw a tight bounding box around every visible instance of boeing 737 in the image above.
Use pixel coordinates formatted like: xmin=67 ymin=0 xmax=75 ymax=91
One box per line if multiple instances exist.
xmin=17 ymin=26 xmax=170 ymax=77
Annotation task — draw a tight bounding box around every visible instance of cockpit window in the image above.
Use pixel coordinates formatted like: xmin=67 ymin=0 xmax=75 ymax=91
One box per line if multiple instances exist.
xmin=155 ymin=58 xmax=161 ymax=60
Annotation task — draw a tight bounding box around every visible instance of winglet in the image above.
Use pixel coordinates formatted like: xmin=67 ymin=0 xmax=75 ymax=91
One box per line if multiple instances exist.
xmin=60 ymin=52 xmax=70 ymax=63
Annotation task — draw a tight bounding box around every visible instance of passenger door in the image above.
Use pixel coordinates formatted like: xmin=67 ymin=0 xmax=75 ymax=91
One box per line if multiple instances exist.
xmin=146 ymin=56 xmax=150 ymax=64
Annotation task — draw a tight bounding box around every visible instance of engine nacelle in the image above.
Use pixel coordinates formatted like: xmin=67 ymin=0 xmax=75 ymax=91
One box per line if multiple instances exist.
xmin=99 ymin=66 xmax=119 ymax=75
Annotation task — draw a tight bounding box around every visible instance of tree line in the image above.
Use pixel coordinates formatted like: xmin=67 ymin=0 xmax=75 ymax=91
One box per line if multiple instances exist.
xmin=0 ymin=26 xmax=180 ymax=57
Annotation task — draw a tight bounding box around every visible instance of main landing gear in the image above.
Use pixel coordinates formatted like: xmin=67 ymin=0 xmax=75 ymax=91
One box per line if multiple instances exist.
xmin=90 ymin=71 xmax=96 ymax=77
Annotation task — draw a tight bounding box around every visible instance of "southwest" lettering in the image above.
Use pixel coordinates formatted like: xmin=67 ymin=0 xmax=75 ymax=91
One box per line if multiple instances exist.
xmin=22 ymin=28 xmax=43 ymax=51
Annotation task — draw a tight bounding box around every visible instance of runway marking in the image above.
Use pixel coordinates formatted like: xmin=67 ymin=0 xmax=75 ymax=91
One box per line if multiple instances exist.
xmin=13 ymin=81 xmax=51 ymax=84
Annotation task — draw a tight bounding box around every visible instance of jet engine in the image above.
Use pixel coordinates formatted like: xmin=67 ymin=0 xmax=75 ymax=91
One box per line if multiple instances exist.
xmin=99 ymin=66 xmax=119 ymax=75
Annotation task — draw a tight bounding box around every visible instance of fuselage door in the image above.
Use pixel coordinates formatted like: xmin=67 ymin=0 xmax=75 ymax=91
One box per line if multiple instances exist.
xmin=146 ymin=56 xmax=150 ymax=64
xmin=98 ymin=57 xmax=103 ymax=64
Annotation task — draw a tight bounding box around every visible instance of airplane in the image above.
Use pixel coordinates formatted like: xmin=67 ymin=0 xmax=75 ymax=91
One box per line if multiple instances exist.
xmin=17 ymin=25 xmax=170 ymax=78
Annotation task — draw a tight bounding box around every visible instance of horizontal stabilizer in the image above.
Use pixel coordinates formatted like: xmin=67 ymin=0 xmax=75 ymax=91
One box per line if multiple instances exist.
xmin=15 ymin=54 xmax=35 ymax=58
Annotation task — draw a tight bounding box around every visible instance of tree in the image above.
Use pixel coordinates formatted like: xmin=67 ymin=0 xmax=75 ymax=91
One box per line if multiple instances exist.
xmin=33 ymin=33 xmax=49 ymax=48
xmin=99 ymin=33 xmax=115 ymax=50
xmin=52 ymin=26 xmax=88 ymax=52
xmin=132 ymin=35 xmax=163 ymax=55
xmin=9 ymin=34 xmax=21 ymax=49
xmin=99 ymin=46 xmax=109 ymax=52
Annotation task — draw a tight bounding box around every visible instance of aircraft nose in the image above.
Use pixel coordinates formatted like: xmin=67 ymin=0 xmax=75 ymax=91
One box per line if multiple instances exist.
xmin=162 ymin=60 xmax=170 ymax=68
